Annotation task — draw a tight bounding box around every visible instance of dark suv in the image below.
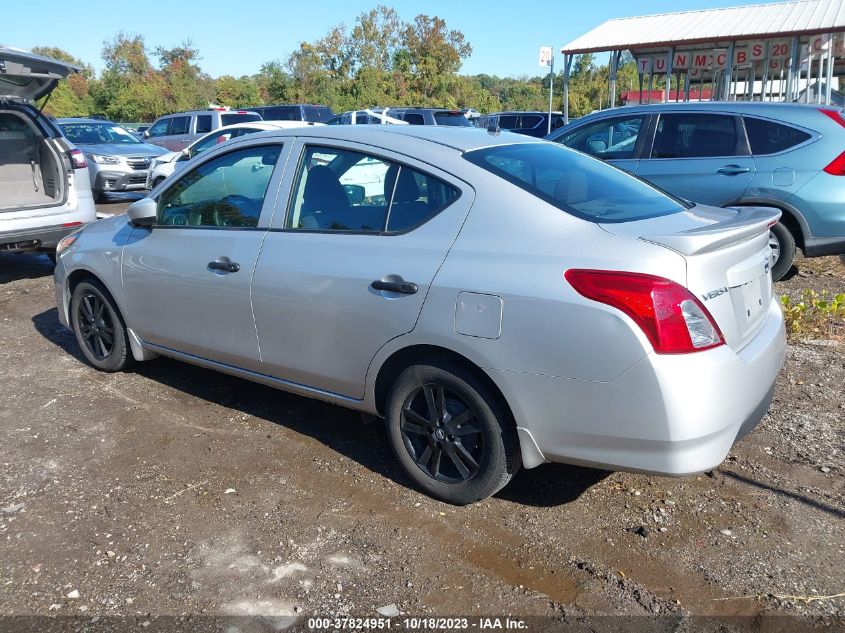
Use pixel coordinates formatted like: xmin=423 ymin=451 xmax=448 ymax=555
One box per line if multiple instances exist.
xmin=388 ymin=108 xmax=473 ymax=126
xmin=250 ymin=104 xmax=334 ymax=123
xmin=476 ymin=112 xmax=566 ymax=137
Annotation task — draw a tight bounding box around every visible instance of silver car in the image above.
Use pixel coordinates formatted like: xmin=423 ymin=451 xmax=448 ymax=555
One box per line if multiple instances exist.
xmin=53 ymin=126 xmax=786 ymax=504
xmin=57 ymin=118 xmax=167 ymax=202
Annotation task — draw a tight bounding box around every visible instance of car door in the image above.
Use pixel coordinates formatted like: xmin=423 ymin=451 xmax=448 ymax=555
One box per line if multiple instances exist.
xmin=551 ymin=113 xmax=649 ymax=174
xmin=122 ymin=140 xmax=290 ymax=371
xmin=635 ymin=112 xmax=756 ymax=206
xmin=251 ymin=140 xmax=473 ymax=399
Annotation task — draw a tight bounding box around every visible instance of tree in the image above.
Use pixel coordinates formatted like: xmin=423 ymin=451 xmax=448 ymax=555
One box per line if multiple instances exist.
xmin=216 ymin=75 xmax=261 ymax=107
xmin=32 ymin=47 xmax=94 ymax=117
xmin=401 ymin=15 xmax=472 ymax=102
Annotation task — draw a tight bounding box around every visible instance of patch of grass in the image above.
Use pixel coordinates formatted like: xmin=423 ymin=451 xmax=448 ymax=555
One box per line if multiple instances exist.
xmin=780 ymin=290 xmax=845 ymax=340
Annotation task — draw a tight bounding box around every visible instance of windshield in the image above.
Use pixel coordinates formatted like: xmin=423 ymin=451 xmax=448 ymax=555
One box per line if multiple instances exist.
xmin=463 ymin=143 xmax=688 ymax=223
xmin=60 ymin=122 xmax=141 ymax=145
xmin=434 ymin=111 xmax=472 ymax=127
xmin=221 ymin=113 xmax=261 ymax=126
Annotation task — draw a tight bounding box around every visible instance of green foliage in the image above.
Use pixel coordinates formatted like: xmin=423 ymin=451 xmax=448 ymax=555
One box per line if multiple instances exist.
xmin=781 ymin=290 xmax=845 ymax=339
xmin=30 ymin=8 xmax=641 ymax=121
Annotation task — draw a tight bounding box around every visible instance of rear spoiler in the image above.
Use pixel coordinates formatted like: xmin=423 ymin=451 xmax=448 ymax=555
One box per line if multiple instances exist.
xmin=642 ymin=206 xmax=781 ymax=256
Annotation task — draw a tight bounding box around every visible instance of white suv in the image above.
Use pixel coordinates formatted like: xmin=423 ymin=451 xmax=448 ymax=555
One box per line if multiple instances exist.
xmin=0 ymin=45 xmax=96 ymax=262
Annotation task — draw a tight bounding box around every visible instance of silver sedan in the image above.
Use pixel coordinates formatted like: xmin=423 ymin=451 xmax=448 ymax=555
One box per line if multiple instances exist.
xmin=53 ymin=126 xmax=786 ymax=504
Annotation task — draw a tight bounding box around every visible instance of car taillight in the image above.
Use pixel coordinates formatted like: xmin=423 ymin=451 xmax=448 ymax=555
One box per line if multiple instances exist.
xmin=819 ymin=108 xmax=845 ymax=128
xmin=823 ymin=150 xmax=845 ymax=175
xmin=69 ymin=148 xmax=87 ymax=169
xmin=565 ymin=270 xmax=725 ymax=354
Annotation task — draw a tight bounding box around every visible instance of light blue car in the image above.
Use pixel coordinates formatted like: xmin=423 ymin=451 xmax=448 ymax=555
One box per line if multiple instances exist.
xmin=547 ymin=101 xmax=845 ymax=280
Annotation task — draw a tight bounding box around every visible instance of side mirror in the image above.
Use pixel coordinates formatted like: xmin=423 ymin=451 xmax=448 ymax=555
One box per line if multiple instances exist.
xmin=143 ymin=130 xmax=150 ymax=138
xmin=180 ymin=148 xmax=191 ymax=160
xmin=127 ymin=197 xmax=157 ymax=227
xmin=343 ymin=184 xmax=365 ymax=205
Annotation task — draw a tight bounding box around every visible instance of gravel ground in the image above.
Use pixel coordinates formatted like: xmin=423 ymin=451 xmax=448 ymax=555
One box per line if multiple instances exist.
xmin=0 ymin=210 xmax=843 ymax=629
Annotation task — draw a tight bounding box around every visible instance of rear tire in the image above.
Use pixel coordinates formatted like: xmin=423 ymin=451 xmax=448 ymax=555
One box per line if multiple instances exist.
xmin=70 ymin=279 xmax=134 ymax=372
xmin=94 ymin=190 xmax=106 ymax=204
xmin=769 ymin=222 xmax=796 ymax=281
xmin=385 ymin=360 xmax=519 ymax=504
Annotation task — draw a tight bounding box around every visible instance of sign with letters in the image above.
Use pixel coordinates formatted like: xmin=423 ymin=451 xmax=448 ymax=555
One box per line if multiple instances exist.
xmin=637 ymin=57 xmax=652 ymax=74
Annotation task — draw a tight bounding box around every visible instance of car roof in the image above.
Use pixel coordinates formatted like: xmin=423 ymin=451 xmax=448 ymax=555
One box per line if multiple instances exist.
xmin=56 ymin=118 xmax=117 ymax=124
xmin=584 ymin=101 xmax=842 ymax=117
xmin=251 ymin=124 xmax=540 ymax=153
xmin=487 ymin=111 xmax=564 ymax=116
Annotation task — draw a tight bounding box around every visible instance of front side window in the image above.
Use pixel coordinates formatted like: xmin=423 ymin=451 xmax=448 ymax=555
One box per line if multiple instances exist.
xmin=402 ymin=113 xmax=425 ymax=125
xmin=147 ymin=118 xmax=170 ymax=138
xmin=169 ymin=116 xmax=190 ymax=135
xmin=188 ymin=128 xmax=243 ymax=157
xmin=558 ymin=115 xmax=645 ymax=160
xmin=434 ymin=111 xmax=472 ymax=127
xmin=651 ymin=113 xmax=740 ymax=158
xmin=464 ymin=143 xmax=687 ymax=223
xmin=195 ymin=115 xmax=212 ymax=134
xmin=158 ymin=145 xmax=282 ymax=228
xmin=286 ymin=146 xmax=458 ymax=233
xmin=743 ymin=117 xmax=811 ymax=155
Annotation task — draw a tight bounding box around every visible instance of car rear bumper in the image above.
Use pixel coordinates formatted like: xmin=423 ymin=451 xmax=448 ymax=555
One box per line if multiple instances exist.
xmin=494 ymin=299 xmax=786 ymax=474
xmin=1 ymin=203 xmax=94 ymax=251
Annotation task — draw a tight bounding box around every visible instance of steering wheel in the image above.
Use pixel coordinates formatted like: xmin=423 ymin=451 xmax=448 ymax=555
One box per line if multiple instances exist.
xmin=214 ymin=195 xmax=255 ymax=227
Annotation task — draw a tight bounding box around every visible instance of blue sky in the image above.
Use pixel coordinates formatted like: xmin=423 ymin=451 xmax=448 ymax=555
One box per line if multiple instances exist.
xmin=7 ymin=0 xmax=773 ymax=78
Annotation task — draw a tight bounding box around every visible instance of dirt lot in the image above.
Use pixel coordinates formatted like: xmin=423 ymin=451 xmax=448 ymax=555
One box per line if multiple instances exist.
xmin=1 ymin=203 xmax=843 ymax=630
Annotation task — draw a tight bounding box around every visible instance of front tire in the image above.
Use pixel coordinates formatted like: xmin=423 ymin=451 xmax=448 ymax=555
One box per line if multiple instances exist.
xmin=769 ymin=222 xmax=795 ymax=281
xmin=385 ymin=361 xmax=519 ymax=504
xmin=70 ymin=279 xmax=134 ymax=372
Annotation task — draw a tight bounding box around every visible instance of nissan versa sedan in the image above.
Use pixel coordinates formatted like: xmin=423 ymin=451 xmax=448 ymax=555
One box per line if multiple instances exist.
xmin=53 ymin=126 xmax=786 ymax=504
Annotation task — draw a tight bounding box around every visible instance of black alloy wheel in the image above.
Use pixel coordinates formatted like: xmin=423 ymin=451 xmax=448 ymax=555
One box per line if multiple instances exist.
xmin=400 ymin=382 xmax=485 ymax=483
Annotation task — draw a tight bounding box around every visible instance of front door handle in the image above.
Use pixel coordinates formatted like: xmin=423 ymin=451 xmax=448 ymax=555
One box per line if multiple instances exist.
xmin=717 ymin=165 xmax=751 ymax=175
xmin=208 ymin=258 xmax=240 ymax=273
xmin=371 ymin=279 xmax=418 ymax=295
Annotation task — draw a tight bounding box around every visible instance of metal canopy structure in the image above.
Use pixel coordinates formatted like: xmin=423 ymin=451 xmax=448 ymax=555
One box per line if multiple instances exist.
xmin=558 ymin=0 xmax=845 ymax=123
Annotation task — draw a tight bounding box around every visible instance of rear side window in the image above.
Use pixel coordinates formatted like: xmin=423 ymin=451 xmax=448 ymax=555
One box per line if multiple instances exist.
xmin=652 ymin=113 xmax=741 ymax=158
xmin=464 ymin=143 xmax=687 ymax=223
xmin=434 ymin=111 xmax=471 ymax=127
xmin=195 ymin=115 xmax=212 ymax=134
xmin=221 ymin=113 xmax=262 ymax=125
xmin=403 ymin=113 xmax=425 ymax=125
xmin=744 ymin=117 xmax=811 ymax=155
xmin=260 ymin=106 xmax=298 ymax=121
xmin=498 ymin=115 xmax=518 ymax=129
xmin=286 ymin=145 xmax=458 ymax=233
xmin=303 ymin=106 xmax=333 ymax=122
xmin=518 ymin=115 xmax=543 ymax=129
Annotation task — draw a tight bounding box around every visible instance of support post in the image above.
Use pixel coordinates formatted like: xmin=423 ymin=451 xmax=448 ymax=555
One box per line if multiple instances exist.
xmin=825 ymin=34 xmax=835 ymax=105
xmin=786 ymin=36 xmax=799 ymax=102
xmin=547 ymin=53 xmax=555 ymax=135
xmin=562 ymin=53 xmax=573 ymax=125
xmin=664 ymin=48 xmax=674 ymax=103
xmin=760 ymin=42 xmax=770 ymax=102
xmin=723 ymin=42 xmax=735 ymax=100
xmin=608 ymin=50 xmax=621 ymax=109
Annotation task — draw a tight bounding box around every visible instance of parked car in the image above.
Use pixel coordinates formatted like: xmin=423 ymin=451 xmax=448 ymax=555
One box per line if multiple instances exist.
xmin=0 ymin=45 xmax=96 ymax=262
xmin=54 ymin=126 xmax=785 ymax=504
xmin=250 ymin=104 xmax=334 ymax=123
xmin=57 ymin=118 xmax=167 ymax=202
xmin=387 ymin=108 xmax=473 ymax=126
xmin=144 ymin=108 xmax=262 ymax=151
xmin=327 ymin=108 xmax=408 ymax=125
xmin=476 ymin=111 xmax=566 ymax=137
xmin=546 ymin=102 xmax=845 ymax=280
xmin=146 ymin=120 xmax=320 ymax=189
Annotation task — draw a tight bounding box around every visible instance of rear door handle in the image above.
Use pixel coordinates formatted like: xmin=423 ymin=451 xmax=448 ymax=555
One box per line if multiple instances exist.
xmin=371 ymin=280 xmax=418 ymax=295
xmin=208 ymin=258 xmax=240 ymax=273
xmin=717 ymin=165 xmax=751 ymax=175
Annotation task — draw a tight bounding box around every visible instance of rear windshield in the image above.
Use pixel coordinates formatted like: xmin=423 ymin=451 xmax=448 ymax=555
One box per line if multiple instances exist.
xmin=464 ymin=143 xmax=687 ymax=223
xmin=221 ymin=113 xmax=262 ymax=126
xmin=434 ymin=112 xmax=472 ymax=127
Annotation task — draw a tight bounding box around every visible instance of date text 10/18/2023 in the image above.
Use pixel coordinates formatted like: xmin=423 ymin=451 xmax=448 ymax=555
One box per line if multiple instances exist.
xmin=307 ymin=617 xmax=529 ymax=630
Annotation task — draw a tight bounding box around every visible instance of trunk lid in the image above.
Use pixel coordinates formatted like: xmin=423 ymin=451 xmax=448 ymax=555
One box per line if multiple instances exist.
xmin=600 ymin=205 xmax=780 ymax=351
xmin=0 ymin=45 xmax=79 ymax=101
